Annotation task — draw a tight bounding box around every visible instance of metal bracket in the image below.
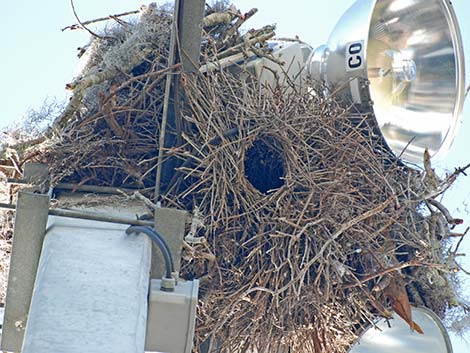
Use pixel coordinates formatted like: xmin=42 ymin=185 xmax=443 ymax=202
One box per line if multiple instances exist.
xmin=1 ymin=191 xmax=50 ymax=352
xmin=23 ymin=163 xmax=50 ymax=193
xmin=152 ymin=207 xmax=188 ymax=279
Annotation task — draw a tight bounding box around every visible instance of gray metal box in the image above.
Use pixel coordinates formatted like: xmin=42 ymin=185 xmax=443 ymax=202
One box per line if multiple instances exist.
xmin=145 ymin=279 xmax=199 ymax=353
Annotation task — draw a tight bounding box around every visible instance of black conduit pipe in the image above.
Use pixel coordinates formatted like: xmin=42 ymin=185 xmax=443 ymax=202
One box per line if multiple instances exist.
xmin=126 ymin=226 xmax=174 ymax=279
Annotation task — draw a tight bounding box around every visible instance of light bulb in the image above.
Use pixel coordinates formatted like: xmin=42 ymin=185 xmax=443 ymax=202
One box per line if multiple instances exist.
xmin=368 ymin=48 xmax=418 ymax=105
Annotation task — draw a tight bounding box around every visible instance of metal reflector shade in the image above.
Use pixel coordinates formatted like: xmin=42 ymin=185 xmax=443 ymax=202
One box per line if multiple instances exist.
xmin=348 ymin=307 xmax=453 ymax=353
xmin=308 ymin=0 xmax=465 ymax=164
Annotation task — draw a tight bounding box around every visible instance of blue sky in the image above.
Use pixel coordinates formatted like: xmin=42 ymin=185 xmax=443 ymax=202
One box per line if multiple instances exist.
xmin=0 ymin=0 xmax=469 ymax=351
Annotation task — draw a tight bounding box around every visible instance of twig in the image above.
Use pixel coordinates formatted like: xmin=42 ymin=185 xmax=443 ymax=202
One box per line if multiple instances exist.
xmin=396 ymin=136 xmax=416 ymax=162
xmin=62 ymin=9 xmax=140 ymax=31
xmin=215 ymin=27 xmax=275 ymax=59
xmin=220 ymin=8 xmax=258 ymax=46
xmin=69 ymin=0 xmax=106 ymax=39
xmin=452 ymin=227 xmax=469 ymax=254
xmin=154 ymin=5 xmax=178 ymax=201
xmin=448 ymin=231 xmax=468 ymax=238
xmin=202 ymin=11 xmax=235 ymax=28
xmin=448 ymin=228 xmax=470 ymax=275
xmin=131 ymin=191 xmax=158 ymax=211
xmin=426 ymin=198 xmax=463 ymax=226
xmin=275 ymin=197 xmax=395 ymax=295
xmin=342 ymin=259 xmax=427 ymax=289
xmin=420 ymin=162 xmax=470 ymax=200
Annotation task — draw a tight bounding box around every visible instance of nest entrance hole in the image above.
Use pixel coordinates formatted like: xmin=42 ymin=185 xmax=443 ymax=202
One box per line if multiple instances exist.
xmin=244 ymin=136 xmax=286 ymax=193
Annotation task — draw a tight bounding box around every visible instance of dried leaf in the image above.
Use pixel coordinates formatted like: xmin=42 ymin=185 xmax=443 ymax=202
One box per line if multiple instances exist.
xmin=385 ymin=276 xmax=424 ymax=334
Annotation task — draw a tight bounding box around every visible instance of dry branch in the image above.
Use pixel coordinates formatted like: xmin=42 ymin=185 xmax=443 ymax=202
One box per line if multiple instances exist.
xmin=62 ymin=9 xmax=140 ymax=31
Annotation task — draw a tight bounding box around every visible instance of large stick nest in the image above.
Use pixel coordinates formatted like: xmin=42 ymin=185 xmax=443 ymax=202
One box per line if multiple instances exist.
xmin=169 ymin=72 xmax=465 ymax=351
xmin=1 ymin=2 xmax=469 ymax=352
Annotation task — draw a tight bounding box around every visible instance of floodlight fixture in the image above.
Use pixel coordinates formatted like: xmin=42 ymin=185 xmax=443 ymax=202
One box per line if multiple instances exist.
xmin=348 ymin=306 xmax=453 ymax=353
xmin=307 ymin=0 xmax=465 ymax=164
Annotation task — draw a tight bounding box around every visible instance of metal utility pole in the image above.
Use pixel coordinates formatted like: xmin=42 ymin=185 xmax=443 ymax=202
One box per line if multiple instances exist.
xmin=154 ymin=0 xmax=205 ymax=201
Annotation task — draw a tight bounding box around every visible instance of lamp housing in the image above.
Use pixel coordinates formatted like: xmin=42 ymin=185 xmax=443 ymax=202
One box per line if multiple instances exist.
xmin=307 ymin=0 xmax=465 ymax=164
xmin=348 ymin=306 xmax=453 ymax=353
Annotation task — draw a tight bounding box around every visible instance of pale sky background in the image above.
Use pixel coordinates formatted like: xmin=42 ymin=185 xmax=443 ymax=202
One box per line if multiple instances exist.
xmin=0 ymin=0 xmax=469 ymax=351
